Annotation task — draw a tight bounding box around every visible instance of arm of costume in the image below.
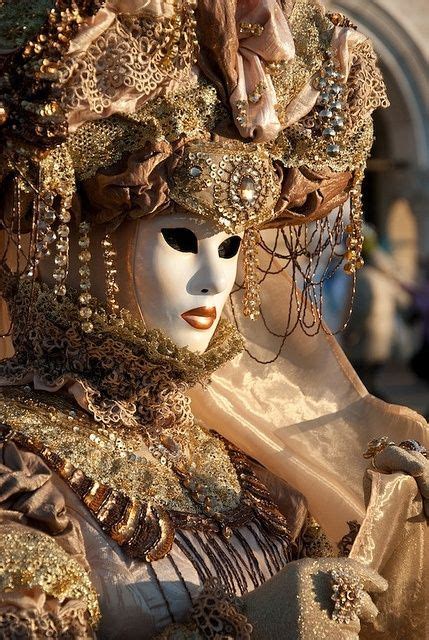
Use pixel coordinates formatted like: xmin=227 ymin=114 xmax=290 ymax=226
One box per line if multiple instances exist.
xmin=0 ymin=440 xmax=99 ymax=638
xmin=153 ymin=557 xmax=387 ymax=640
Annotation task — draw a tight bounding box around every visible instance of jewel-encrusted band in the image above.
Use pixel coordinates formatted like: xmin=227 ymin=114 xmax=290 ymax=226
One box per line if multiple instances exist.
xmin=170 ymin=140 xmax=281 ymax=234
xmin=330 ymin=568 xmax=363 ymax=625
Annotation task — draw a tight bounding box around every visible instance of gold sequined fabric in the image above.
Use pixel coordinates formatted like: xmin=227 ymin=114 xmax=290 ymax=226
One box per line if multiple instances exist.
xmin=0 ymin=529 xmax=99 ymax=625
xmin=0 ymin=279 xmax=295 ymax=562
xmin=272 ymin=0 xmax=332 ymax=123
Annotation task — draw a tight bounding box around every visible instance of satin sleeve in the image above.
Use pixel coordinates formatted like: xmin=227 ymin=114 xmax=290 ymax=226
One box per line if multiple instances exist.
xmin=350 ymin=470 xmax=428 ymax=640
xmin=0 ymin=441 xmax=99 ymax=638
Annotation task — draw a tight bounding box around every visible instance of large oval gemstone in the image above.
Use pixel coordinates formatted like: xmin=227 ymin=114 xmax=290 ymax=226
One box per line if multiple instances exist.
xmin=239 ymin=176 xmax=256 ymax=203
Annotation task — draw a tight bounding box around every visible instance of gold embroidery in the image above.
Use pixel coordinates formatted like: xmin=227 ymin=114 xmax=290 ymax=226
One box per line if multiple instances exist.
xmin=0 ymin=529 xmax=99 ymax=625
xmin=0 ymin=384 xmax=291 ymax=560
xmin=59 ymin=4 xmax=198 ymax=120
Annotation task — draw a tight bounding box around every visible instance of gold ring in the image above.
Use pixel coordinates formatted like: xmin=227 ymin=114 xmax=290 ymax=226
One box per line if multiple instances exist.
xmin=363 ymin=436 xmax=395 ymax=460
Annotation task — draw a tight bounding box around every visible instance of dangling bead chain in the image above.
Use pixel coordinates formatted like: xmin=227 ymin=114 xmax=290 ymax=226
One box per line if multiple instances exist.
xmin=52 ymin=198 xmax=72 ymax=297
xmin=78 ymin=221 xmax=93 ymax=333
xmin=344 ymin=168 xmax=365 ymax=274
xmin=102 ymin=234 xmax=121 ymax=322
xmin=242 ymin=227 xmax=261 ymax=320
xmin=314 ymin=49 xmax=346 ymax=158
xmin=34 ymin=192 xmax=56 ymax=265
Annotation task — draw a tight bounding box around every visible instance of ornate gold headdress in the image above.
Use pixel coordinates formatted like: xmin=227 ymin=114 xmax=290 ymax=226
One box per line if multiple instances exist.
xmin=170 ymin=140 xmax=281 ymax=234
xmin=0 ymin=0 xmax=389 ymax=349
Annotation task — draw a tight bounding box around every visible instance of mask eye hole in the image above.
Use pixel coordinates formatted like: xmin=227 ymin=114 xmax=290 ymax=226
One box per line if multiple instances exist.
xmin=218 ymin=235 xmax=242 ymax=259
xmin=161 ymin=228 xmax=198 ymax=254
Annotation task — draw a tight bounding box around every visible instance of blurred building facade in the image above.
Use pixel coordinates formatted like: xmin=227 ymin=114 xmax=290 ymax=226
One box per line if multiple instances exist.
xmin=328 ymin=0 xmax=429 ymax=281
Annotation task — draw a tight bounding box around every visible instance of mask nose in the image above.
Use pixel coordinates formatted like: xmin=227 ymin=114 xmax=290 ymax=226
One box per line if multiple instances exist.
xmin=187 ymin=259 xmax=228 ymax=296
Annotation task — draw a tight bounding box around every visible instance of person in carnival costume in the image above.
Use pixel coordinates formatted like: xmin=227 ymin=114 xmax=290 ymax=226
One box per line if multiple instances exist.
xmin=0 ymin=1 xmax=427 ymax=638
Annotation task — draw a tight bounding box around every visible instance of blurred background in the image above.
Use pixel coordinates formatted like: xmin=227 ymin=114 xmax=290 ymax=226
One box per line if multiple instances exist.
xmin=326 ymin=0 xmax=429 ymax=418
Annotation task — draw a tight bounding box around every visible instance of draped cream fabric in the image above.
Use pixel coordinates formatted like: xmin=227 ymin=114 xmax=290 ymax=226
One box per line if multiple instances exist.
xmin=189 ymin=240 xmax=429 ymax=638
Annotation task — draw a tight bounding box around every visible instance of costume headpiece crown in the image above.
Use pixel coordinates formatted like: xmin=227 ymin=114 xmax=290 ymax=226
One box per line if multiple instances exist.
xmin=0 ymin=0 xmax=389 ymax=346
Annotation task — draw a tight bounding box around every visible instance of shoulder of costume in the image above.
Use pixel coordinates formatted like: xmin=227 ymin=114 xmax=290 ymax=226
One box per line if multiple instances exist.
xmin=0 ymin=386 xmax=292 ymax=561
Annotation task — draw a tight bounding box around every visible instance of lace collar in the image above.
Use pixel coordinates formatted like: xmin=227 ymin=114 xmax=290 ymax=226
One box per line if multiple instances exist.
xmin=0 ymin=279 xmax=243 ymax=427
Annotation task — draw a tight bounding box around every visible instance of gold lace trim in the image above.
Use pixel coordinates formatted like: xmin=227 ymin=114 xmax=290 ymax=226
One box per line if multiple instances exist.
xmin=0 ymin=604 xmax=92 ymax=639
xmin=345 ymin=39 xmax=390 ymax=130
xmin=0 ymin=530 xmax=99 ymax=625
xmin=1 ymin=279 xmax=243 ymax=428
xmin=155 ymin=578 xmax=253 ymax=640
xmin=0 ymin=281 xmax=292 ymax=562
xmin=59 ymin=4 xmax=198 ymax=121
xmin=191 ymin=578 xmax=253 ymax=640
xmin=45 ymin=80 xmax=224 ymax=186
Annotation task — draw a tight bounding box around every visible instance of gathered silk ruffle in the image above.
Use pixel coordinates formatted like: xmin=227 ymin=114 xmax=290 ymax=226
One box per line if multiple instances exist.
xmin=62 ymin=0 xmax=375 ymax=142
xmin=0 ymin=441 xmax=89 ymax=569
xmin=0 ymin=442 xmax=95 ymax=638
xmin=231 ymin=0 xmax=295 ymax=141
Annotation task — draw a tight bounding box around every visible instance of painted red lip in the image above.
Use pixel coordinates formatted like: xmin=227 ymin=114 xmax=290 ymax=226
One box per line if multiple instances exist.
xmin=181 ymin=306 xmax=217 ymax=330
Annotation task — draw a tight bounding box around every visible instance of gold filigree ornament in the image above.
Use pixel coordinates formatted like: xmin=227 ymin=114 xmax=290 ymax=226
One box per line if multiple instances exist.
xmin=330 ymin=568 xmax=364 ymax=625
xmin=170 ymin=140 xmax=281 ymax=234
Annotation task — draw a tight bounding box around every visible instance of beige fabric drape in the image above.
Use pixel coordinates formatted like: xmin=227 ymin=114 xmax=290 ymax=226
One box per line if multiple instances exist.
xmin=189 ymin=245 xmax=428 ymax=638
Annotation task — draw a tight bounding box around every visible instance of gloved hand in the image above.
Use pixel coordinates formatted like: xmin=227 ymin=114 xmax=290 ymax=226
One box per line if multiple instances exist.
xmin=242 ymin=556 xmax=387 ymax=640
xmin=372 ymin=441 xmax=429 ymax=518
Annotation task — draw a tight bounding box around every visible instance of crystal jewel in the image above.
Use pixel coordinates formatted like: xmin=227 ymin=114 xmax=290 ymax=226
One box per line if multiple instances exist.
xmin=239 ymin=176 xmax=256 ymax=203
xmin=189 ymin=165 xmax=202 ymax=177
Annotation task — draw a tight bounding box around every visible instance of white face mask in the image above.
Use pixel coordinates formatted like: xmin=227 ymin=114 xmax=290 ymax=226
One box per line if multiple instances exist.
xmin=133 ymin=213 xmax=243 ymax=352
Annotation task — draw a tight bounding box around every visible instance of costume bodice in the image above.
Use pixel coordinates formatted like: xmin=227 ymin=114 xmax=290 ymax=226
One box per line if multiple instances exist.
xmin=62 ymin=478 xmax=293 ymax=639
